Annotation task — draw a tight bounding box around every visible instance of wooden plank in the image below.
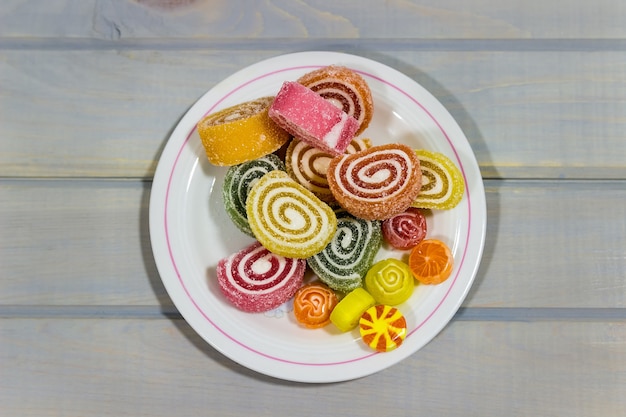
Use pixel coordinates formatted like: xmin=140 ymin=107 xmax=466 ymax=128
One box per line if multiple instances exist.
xmin=1 ymin=318 xmax=625 ymax=416
xmin=2 ymin=0 xmax=626 ymax=40
xmin=1 ymin=178 xmax=625 ymax=308
xmin=0 ymin=179 xmax=169 ymax=306
xmin=1 ymin=49 xmax=625 ymax=179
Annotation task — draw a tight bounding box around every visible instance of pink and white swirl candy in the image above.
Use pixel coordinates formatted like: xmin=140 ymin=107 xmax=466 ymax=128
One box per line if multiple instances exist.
xmin=217 ymin=241 xmax=306 ymax=312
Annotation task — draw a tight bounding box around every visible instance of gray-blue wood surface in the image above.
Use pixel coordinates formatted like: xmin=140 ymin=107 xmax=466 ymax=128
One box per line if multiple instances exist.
xmin=1 ymin=1 xmax=625 ymax=415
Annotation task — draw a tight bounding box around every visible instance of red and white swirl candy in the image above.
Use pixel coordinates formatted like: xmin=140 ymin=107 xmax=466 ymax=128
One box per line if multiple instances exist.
xmin=217 ymin=241 xmax=306 ymax=312
xmin=327 ymin=143 xmax=422 ymax=221
xmin=381 ymin=207 xmax=428 ymax=250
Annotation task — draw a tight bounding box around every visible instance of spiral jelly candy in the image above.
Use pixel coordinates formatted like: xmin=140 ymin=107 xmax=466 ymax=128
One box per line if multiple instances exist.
xmin=327 ymin=143 xmax=422 ymax=220
xmin=307 ymin=208 xmax=381 ymax=293
xmin=297 ymin=65 xmax=374 ymax=135
xmin=223 ymin=154 xmax=286 ymax=236
xmin=412 ymin=149 xmax=465 ymax=210
xmin=285 ymin=138 xmax=373 ymax=203
xmin=197 ymin=96 xmax=290 ymax=166
xmin=216 ymin=241 xmax=306 ymax=313
xmin=246 ymin=170 xmax=337 ymax=259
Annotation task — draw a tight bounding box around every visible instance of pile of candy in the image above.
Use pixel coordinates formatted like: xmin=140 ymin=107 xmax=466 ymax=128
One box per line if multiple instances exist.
xmin=198 ymin=65 xmax=464 ymax=353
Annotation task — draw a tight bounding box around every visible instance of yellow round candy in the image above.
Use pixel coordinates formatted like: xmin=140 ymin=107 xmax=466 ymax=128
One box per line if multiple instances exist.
xmin=364 ymin=259 xmax=415 ymax=305
xmin=197 ymin=96 xmax=290 ymax=166
xmin=329 ymin=288 xmax=376 ymax=332
xmin=359 ymin=305 xmax=407 ymax=352
xmin=412 ymin=149 xmax=465 ymax=210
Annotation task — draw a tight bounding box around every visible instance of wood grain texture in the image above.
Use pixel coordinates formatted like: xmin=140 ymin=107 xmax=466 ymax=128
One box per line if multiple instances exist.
xmin=1 ymin=179 xmax=625 ymax=308
xmin=1 ymin=318 xmax=625 ymax=417
xmin=1 ymin=49 xmax=625 ymax=179
xmin=1 ymin=1 xmax=626 ymax=414
xmin=2 ymin=0 xmax=626 ymax=40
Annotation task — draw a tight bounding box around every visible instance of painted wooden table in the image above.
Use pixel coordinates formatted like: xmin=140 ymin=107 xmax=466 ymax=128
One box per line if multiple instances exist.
xmin=1 ymin=1 xmax=625 ymax=415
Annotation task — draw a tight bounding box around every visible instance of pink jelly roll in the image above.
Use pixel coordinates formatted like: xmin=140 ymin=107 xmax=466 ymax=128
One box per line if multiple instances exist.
xmin=269 ymin=81 xmax=359 ymax=156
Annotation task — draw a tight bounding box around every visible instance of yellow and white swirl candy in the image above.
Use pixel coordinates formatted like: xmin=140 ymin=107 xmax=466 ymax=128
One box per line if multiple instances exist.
xmin=246 ymin=170 xmax=337 ymax=259
xmin=412 ymin=149 xmax=465 ymax=210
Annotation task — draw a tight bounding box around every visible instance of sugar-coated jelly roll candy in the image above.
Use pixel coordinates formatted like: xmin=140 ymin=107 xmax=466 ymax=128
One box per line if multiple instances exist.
xmin=297 ymin=65 xmax=374 ymax=135
xmin=197 ymin=96 xmax=290 ymax=166
xmin=246 ymin=170 xmax=337 ymax=259
xmin=268 ymin=81 xmax=359 ymax=156
xmin=293 ymin=282 xmax=338 ymax=329
xmin=285 ymin=138 xmax=372 ymax=203
xmin=327 ymin=143 xmax=422 ymax=221
xmin=412 ymin=149 xmax=465 ymax=210
xmin=359 ymin=305 xmax=407 ymax=352
xmin=364 ymin=259 xmax=415 ymax=306
xmin=381 ymin=207 xmax=428 ymax=250
xmin=307 ymin=208 xmax=382 ymax=293
xmin=222 ymin=154 xmax=286 ymax=236
xmin=216 ymin=241 xmax=306 ymax=313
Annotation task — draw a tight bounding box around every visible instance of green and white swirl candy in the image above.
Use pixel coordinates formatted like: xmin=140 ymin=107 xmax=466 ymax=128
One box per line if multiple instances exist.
xmin=307 ymin=208 xmax=382 ymax=293
xmin=222 ymin=154 xmax=285 ymax=236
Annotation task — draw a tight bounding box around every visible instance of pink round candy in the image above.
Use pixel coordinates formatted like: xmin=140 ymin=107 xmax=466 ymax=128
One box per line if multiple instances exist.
xmin=381 ymin=207 xmax=428 ymax=250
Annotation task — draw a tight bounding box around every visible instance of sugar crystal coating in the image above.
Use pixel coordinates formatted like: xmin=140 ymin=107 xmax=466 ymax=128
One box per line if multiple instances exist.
xmin=412 ymin=149 xmax=465 ymax=210
xmin=297 ymin=65 xmax=374 ymax=135
xmin=246 ymin=170 xmax=337 ymax=259
xmin=216 ymin=241 xmax=306 ymax=312
xmin=197 ymin=96 xmax=290 ymax=166
xmin=307 ymin=208 xmax=381 ymax=293
xmin=268 ymin=81 xmax=359 ymax=156
xmin=223 ymin=154 xmax=286 ymax=236
xmin=327 ymin=143 xmax=422 ymax=220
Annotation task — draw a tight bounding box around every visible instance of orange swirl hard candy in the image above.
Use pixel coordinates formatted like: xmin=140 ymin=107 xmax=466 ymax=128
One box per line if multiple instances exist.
xmin=293 ymin=282 xmax=339 ymax=328
xmin=197 ymin=96 xmax=290 ymax=166
xmin=359 ymin=304 xmax=407 ymax=352
xmin=327 ymin=143 xmax=422 ymax=220
xmin=297 ymin=65 xmax=374 ymax=135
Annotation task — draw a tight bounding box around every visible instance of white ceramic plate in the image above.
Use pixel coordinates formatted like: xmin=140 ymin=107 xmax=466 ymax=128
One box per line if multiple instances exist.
xmin=149 ymin=51 xmax=486 ymax=383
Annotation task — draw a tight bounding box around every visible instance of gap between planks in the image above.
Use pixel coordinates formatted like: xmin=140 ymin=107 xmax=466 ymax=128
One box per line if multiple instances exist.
xmin=1 ymin=305 xmax=626 ymax=322
xmin=2 ymin=37 xmax=626 ymax=52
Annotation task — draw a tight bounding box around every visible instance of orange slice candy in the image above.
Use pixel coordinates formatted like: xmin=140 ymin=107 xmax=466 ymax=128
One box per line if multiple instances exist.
xmin=293 ymin=283 xmax=338 ymax=329
xmin=408 ymin=239 xmax=454 ymax=285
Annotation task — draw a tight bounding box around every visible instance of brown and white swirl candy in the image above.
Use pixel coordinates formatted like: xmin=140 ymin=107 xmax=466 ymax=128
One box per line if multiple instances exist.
xmin=298 ymin=65 xmax=374 ymax=135
xmin=327 ymin=143 xmax=422 ymax=221
xmin=285 ymin=137 xmax=372 ymax=203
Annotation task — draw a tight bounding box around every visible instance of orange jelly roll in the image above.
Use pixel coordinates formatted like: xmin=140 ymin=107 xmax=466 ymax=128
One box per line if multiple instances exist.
xmin=197 ymin=96 xmax=290 ymax=166
xmin=327 ymin=143 xmax=422 ymax=220
xmin=286 ymin=137 xmax=372 ymax=203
